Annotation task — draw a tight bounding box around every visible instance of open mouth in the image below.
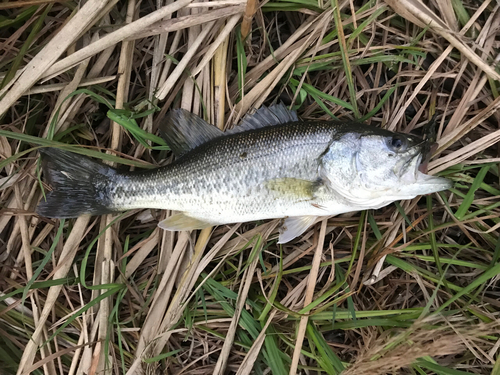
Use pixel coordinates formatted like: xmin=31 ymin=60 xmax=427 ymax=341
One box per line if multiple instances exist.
xmin=394 ymin=142 xmax=452 ymax=196
xmin=418 ymin=142 xmax=438 ymax=174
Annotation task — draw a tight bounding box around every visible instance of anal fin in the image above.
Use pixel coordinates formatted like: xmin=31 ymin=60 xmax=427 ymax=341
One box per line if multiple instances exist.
xmin=278 ymin=216 xmax=318 ymax=244
xmin=159 ymin=213 xmax=212 ymax=231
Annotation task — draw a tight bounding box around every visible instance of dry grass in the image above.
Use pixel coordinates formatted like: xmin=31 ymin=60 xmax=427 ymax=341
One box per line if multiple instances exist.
xmin=343 ymin=318 xmax=500 ymax=375
xmin=1 ymin=0 xmax=500 ymax=374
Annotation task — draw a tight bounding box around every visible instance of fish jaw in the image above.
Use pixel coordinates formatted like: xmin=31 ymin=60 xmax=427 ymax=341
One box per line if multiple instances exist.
xmin=396 ymin=146 xmax=453 ymax=197
xmin=397 ymin=171 xmax=453 ymax=198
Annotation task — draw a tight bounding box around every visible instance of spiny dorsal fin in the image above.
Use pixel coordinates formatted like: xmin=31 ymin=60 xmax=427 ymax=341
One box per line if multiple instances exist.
xmin=159 ymin=109 xmax=224 ymax=157
xmin=160 ymin=105 xmax=297 ymax=155
xmin=227 ymin=104 xmax=299 ymax=134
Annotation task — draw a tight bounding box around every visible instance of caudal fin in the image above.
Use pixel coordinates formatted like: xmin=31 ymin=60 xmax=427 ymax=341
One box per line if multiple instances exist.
xmin=37 ymin=148 xmax=117 ymax=218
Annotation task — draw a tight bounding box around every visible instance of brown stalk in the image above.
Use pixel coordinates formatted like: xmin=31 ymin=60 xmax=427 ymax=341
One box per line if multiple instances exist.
xmin=0 ymin=0 xmax=115 ymax=115
xmin=17 ymin=216 xmax=91 ymax=374
xmin=289 ymin=219 xmax=327 ymax=375
xmin=240 ymin=0 xmax=258 ymax=40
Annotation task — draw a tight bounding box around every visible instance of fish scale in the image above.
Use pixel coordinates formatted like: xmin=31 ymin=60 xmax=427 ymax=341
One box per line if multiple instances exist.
xmin=108 ymin=122 xmax=336 ymax=222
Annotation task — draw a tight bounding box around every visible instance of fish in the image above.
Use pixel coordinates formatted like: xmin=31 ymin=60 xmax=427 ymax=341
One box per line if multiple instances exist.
xmin=36 ymin=104 xmax=453 ymax=243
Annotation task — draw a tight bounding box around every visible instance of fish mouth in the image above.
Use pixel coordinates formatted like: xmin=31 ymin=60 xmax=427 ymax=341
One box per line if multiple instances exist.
xmin=399 ymin=141 xmax=437 ymax=181
xmin=417 ymin=142 xmax=438 ymax=174
xmin=399 ymin=142 xmax=452 ymax=195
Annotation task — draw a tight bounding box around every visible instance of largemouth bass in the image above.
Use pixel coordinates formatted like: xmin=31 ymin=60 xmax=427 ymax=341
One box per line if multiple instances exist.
xmin=37 ymin=105 xmax=452 ymax=243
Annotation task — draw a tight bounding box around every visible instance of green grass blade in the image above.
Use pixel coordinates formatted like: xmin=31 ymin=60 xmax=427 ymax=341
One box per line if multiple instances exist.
xmin=107 ymin=109 xmax=168 ymax=148
xmin=435 ymin=261 xmax=500 ymax=313
xmin=1 ymin=5 xmax=52 ymax=89
xmin=416 ymin=359 xmax=476 ymax=375
xmin=0 ymin=131 xmax=152 ymax=168
xmin=455 ymin=165 xmax=490 ymax=220
xmin=21 ymin=219 xmax=65 ymax=306
xmin=307 ymin=323 xmax=344 ymax=373
xmin=332 ymin=0 xmax=359 ymax=118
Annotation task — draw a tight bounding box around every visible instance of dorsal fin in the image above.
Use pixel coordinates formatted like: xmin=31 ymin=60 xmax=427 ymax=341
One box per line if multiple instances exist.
xmin=159 ymin=105 xmax=298 ymax=156
xmin=159 ymin=109 xmax=224 ymax=156
xmin=227 ymin=104 xmax=299 ymax=134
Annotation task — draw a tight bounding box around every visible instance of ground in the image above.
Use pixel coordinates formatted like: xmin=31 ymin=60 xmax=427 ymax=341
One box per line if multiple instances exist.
xmin=0 ymin=0 xmax=500 ymax=374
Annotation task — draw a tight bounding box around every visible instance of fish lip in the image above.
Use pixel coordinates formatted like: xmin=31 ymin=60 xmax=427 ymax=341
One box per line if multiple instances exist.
xmin=414 ymin=171 xmax=453 ymax=192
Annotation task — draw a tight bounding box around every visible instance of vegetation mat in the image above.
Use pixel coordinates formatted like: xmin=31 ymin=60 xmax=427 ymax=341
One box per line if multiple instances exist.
xmin=1 ymin=0 xmax=500 ymax=373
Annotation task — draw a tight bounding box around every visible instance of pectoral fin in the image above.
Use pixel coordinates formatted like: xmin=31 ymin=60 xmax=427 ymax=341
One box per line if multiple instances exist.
xmin=158 ymin=213 xmax=212 ymax=231
xmin=278 ymin=216 xmax=318 ymax=244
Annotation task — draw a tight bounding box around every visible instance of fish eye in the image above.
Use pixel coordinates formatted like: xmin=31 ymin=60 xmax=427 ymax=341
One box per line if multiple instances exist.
xmin=387 ymin=135 xmax=408 ymax=152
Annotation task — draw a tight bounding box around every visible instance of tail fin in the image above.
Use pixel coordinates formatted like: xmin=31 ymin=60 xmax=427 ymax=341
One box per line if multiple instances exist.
xmin=37 ymin=148 xmax=117 ymax=218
